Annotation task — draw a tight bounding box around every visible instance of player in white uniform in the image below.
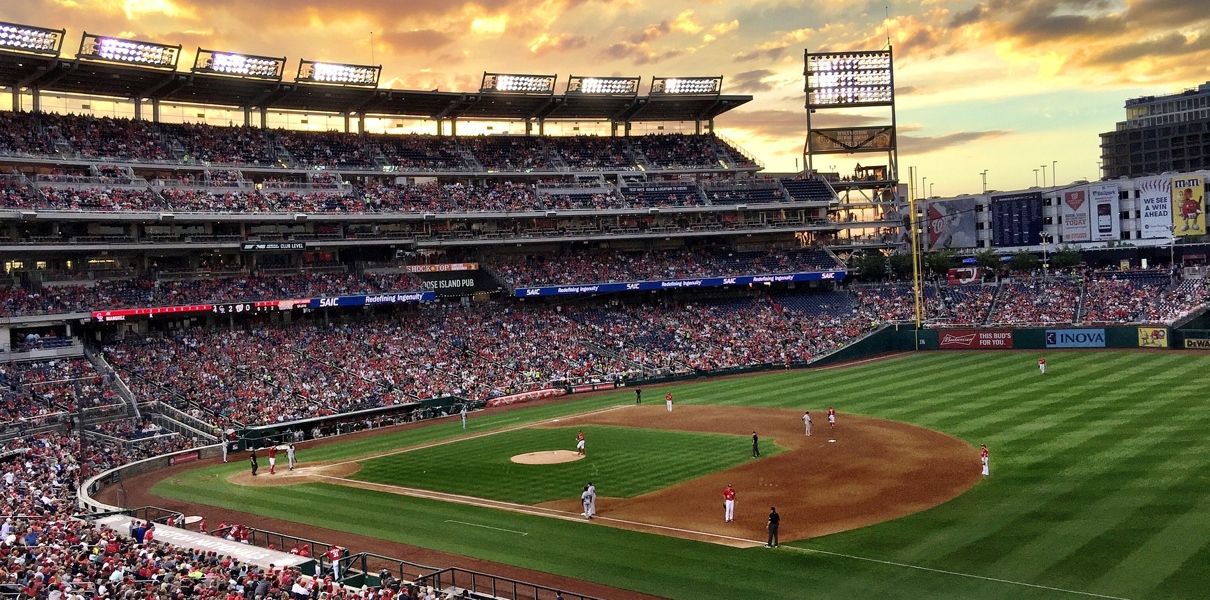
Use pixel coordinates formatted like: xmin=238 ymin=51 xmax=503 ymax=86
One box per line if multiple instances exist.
xmin=981 ymin=444 xmax=989 ymax=476
xmin=287 ymin=443 xmax=296 ymax=471
xmin=461 ymin=405 xmax=468 ymax=429
xmin=802 ymin=411 xmax=812 ymax=436
xmin=576 ymin=430 xmax=585 ymax=455
xmin=723 ymin=484 xmax=736 ymax=522
xmin=1039 ymin=356 xmax=1046 ymax=375
xmin=587 ymin=482 xmax=597 ymax=518
xmin=581 ymin=486 xmax=593 ymax=519
xmin=827 ymin=407 xmax=836 ymax=430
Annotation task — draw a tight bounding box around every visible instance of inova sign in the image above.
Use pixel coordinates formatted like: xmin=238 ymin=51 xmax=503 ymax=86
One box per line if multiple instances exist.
xmin=1046 ymin=329 xmax=1107 ymax=348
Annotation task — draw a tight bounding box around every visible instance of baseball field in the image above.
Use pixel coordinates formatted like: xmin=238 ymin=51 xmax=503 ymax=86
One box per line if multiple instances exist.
xmin=144 ymin=350 xmax=1210 ymax=599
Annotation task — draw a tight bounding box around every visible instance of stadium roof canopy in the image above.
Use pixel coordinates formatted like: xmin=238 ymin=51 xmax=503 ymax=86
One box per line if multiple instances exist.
xmin=0 ymin=50 xmax=751 ymax=123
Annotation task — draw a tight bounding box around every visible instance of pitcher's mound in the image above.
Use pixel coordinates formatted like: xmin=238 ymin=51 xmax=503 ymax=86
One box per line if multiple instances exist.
xmin=511 ymin=450 xmax=584 ymax=465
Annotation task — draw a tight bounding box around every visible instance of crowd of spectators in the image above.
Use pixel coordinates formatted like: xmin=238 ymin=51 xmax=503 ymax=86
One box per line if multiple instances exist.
xmin=551 ymin=136 xmax=634 ymax=170
xmin=0 ymin=272 xmax=422 ymax=317
xmin=632 ymin=134 xmax=722 ymax=169
xmin=43 ymin=113 xmax=170 ymax=162
xmin=494 ymin=248 xmax=843 ymax=288
xmin=990 ymin=278 xmax=1080 ymax=325
xmin=277 ymin=131 xmax=373 ymax=169
xmin=161 ymin=123 xmax=276 ymax=166
xmin=36 ymin=187 xmax=166 ymax=211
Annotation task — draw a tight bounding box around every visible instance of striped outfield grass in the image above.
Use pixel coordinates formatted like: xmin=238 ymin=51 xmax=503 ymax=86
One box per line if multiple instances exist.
xmin=154 ymin=351 xmax=1210 ymax=600
xmin=352 ymin=426 xmax=777 ymax=504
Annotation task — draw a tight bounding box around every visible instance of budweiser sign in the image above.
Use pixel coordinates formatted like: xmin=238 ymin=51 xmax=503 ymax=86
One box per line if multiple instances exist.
xmin=939 ymin=330 xmax=1013 ymax=349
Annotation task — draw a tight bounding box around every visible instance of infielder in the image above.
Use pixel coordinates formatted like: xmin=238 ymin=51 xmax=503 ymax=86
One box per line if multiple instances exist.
xmin=287 ymin=443 xmax=296 ymax=471
xmin=576 ymin=430 xmax=585 ymax=456
xmin=587 ymin=481 xmax=597 ymax=518
xmin=1039 ymin=356 xmax=1046 ymax=375
xmin=723 ymin=484 xmax=736 ymax=522
xmin=665 ymin=392 xmax=673 ymax=412
xmin=827 ymin=406 xmax=836 ymax=430
xmin=981 ymin=444 xmax=989 ymax=476
xmin=802 ymin=411 xmax=812 ymax=436
xmin=268 ymin=445 xmax=277 ymax=475
xmin=460 ymin=405 xmax=468 ymax=429
xmin=581 ymin=485 xmax=593 ymax=520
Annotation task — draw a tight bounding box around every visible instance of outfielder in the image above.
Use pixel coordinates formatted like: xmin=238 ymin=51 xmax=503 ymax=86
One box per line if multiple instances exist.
xmin=802 ymin=411 xmax=812 ymax=436
xmin=981 ymin=444 xmax=989 ymax=476
xmin=1039 ymin=356 xmax=1046 ymax=375
xmin=723 ymin=484 xmax=736 ymax=522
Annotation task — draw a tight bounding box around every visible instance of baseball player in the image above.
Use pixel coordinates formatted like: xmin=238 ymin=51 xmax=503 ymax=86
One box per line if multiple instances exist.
xmin=287 ymin=443 xmax=296 ymax=471
xmin=1039 ymin=356 xmax=1046 ymax=375
xmin=581 ymin=486 xmax=593 ymax=520
xmin=827 ymin=407 xmax=836 ymax=430
xmin=219 ymin=428 xmax=228 ymax=462
xmin=587 ymin=481 xmax=597 ymax=518
xmin=576 ymin=430 xmax=585 ymax=456
xmin=460 ymin=405 xmax=468 ymax=429
xmin=802 ymin=411 xmax=812 ymax=436
xmin=249 ymin=449 xmax=258 ymax=476
xmin=665 ymin=392 xmax=673 ymax=412
xmin=751 ymin=431 xmax=760 ymax=458
xmin=723 ymin=484 xmax=736 ymax=522
xmin=268 ymin=444 xmax=277 ymax=475
xmin=981 ymin=444 xmax=989 ymax=476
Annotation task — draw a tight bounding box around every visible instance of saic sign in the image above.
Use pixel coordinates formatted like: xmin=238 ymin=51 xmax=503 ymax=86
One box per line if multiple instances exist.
xmin=1045 ymin=329 xmax=1106 ymax=348
xmin=514 ymin=271 xmax=846 ymax=297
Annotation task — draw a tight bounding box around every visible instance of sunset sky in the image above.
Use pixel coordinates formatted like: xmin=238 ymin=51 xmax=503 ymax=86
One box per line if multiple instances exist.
xmin=3 ymin=0 xmax=1210 ymax=196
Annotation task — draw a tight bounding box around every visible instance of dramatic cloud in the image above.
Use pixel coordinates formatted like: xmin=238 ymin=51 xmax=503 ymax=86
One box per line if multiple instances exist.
xmin=380 ymin=30 xmax=455 ymax=55
xmin=717 ymin=109 xmax=805 ymax=137
xmin=729 ymin=70 xmax=778 ymax=93
xmin=899 ymin=130 xmax=1010 ymax=155
xmin=528 ymin=32 xmax=588 ymax=55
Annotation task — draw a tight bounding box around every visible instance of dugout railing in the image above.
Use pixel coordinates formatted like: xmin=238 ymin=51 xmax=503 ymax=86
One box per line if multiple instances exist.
xmin=424 ymin=567 xmax=606 ymax=600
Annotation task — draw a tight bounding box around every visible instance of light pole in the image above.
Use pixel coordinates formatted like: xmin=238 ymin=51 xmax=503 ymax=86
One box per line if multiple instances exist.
xmin=929 ymin=182 xmax=934 ymax=198
xmin=922 ymin=176 xmax=928 ymax=199
xmin=1169 ymin=225 xmax=1177 ymax=283
xmin=1040 ymin=164 xmax=1048 ymax=187
xmin=1052 ymin=160 xmax=1057 ymax=186
xmin=980 ymin=170 xmax=988 ymax=194
xmin=1040 ymin=232 xmax=1049 ymax=277
xmin=1033 ymin=169 xmax=1039 ymax=187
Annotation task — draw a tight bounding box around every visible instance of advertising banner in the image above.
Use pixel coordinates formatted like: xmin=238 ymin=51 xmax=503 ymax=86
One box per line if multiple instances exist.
xmin=1172 ymin=175 xmax=1206 ymax=236
xmin=1060 ymin=188 xmax=1091 ymax=243
xmin=1137 ymin=177 xmax=1173 ymax=239
xmin=926 ymin=198 xmax=977 ymax=250
xmin=1184 ymin=338 xmax=1210 ymax=349
xmin=990 ymin=192 xmax=1043 ymax=247
xmin=514 ymin=270 xmax=845 ymax=297
xmin=1089 ymin=183 xmax=1120 ymax=242
xmin=938 ymin=330 xmax=1013 ymax=349
xmin=310 ymin=291 xmax=434 ymax=308
xmin=405 ymin=263 xmax=479 ymax=273
xmin=1137 ymin=327 xmax=1168 ymax=348
xmin=1045 ymin=328 xmax=1106 ymax=348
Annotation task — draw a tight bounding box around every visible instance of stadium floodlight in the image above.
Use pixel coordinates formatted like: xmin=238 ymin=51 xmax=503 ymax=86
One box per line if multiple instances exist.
xmin=566 ymin=75 xmax=640 ymax=95
xmin=296 ymin=59 xmax=380 ymax=86
xmin=806 ymin=49 xmax=894 ymax=107
xmin=0 ymin=21 xmax=65 ymax=56
xmin=481 ymin=72 xmax=556 ymax=94
xmin=194 ymin=48 xmax=286 ymax=80
xmin=78 ymin=33 xmax=180 ymax=68
xmin=650 ymin=76 xmax=723 ymax=95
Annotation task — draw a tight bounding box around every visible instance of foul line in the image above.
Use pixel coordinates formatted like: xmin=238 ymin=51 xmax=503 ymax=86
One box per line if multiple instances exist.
xmin=444 ymin=520 xmax=528 ymax=536
xmin=780 ymin=546 xmax=1132 ymax=600
xmin=326 ymin=403 xmax=630 ymax=469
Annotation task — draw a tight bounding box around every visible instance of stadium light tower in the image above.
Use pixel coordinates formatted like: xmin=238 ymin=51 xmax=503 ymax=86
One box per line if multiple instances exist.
xmin=78 ymin=32 xmax=181 ymax=69
xmin=194 ymin=48 xmax=286 ymax=81
xmin=481 ymin=72 xmax=557 ymax=94
xmin=566 ymin=75 xmax=640 ymax=96
xmin=296 ymin=59 xmax=380 ymax=87
xmin=0 ymin=21 xmax=65 ymax=56
xmin=650 ymin=76 xmax=723 ymax=95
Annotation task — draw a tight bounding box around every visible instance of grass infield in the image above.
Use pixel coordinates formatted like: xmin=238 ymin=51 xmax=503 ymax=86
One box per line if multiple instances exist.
xmin=155 ymin=351 xmax=1210 ymax=600
xmin=351 ymin=426 xmax=774 ymax=504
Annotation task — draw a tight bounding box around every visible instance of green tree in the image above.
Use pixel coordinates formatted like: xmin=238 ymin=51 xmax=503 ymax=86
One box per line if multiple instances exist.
xmin=924 ymin=250 xmax=957 ymax=278
xmin=888 ymin=253 xmax=915 ymax=280
xmin=1049 ymin=246 xmax=1082 ymax=270
xmin=851 ymin=251 xmax=887 ymax=281
xmin=1008 ymin=250 xmax=1040 ymax=273
xmin=974 ymin=248 xmax=1001 ymax=271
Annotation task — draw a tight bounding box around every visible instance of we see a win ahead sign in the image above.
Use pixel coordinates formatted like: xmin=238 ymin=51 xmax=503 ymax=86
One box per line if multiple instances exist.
xmin=939 ymin=330 xmax=1013 ymax=349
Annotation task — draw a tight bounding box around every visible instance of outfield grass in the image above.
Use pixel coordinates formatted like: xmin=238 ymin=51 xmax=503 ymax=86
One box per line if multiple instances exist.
xmin=352 ymin=426 xmax=773 ymax=504
xmin=155 ymin=351 xmax=1210 ymax=600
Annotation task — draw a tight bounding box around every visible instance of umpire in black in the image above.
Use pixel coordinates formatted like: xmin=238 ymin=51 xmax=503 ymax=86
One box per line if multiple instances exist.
xmin=766 ymin=507 xmax=779 ymax=548
xmin=250 ymin=448 xmax=259 ymax=476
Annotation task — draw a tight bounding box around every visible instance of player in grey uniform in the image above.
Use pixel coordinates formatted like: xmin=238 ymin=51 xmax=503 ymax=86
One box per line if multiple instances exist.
xmin=802 ymin=411 xmax=812 ymax=436
xmin=287 ymin=443 xmax=296 ymax=470
xmin=581 ymin=486 xmax=593 ymax=520
xmin=586 ymin=482 xmax=597 ymax=518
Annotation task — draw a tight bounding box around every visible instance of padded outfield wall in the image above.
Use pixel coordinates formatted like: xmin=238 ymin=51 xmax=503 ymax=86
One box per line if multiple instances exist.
xmin=915 ymin=326 xmax=1172 ymax=350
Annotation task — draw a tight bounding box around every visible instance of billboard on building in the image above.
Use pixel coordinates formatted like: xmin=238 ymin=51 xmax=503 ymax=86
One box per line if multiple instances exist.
xmin=1089 ymin=183 xmax=1120 ymax=242
xmin=1061 ymin=188 xmax=1091 ymax=243
xmin=1172 ymin=175 xmax=1206 ymax=237
xmin=925 ymin=198 xmax=977 ymax=250
xmin=1137 ymin=177 xmax=1172 ymax=239
xmin=990 ymin=192 xmax=1043 ymax=247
